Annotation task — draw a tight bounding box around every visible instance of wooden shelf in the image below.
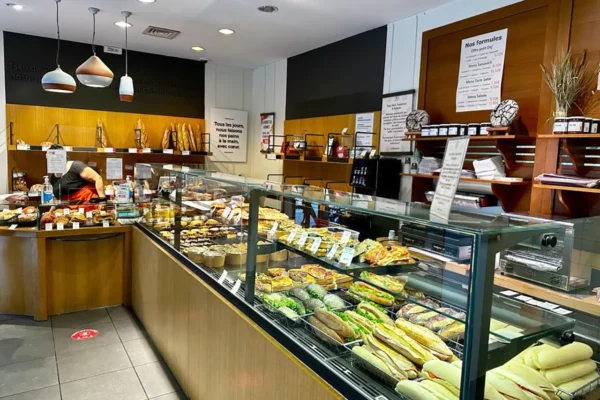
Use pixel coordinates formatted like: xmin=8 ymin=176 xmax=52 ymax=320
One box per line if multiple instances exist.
xmin=533 ymin=184 xmax=600 ymax=217
xmin=403 ymin=135 xmax=519 ymax=142
xmin=11 ymin=146 xmax=212 ymax=156
xmin=401 ymin=173 xmax=529 ymax=186
xmin=537 ymin=134 xmax=600 ymax=139
xmin=533 ymin=183 xmax=600 ymax=194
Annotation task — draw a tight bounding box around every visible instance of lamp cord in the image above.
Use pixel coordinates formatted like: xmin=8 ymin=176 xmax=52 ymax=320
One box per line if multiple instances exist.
xmin=125 ymin=16 xmax=128 ymax=75
xmin=55 ymin=0 xmax=60 ymax=67
xmin=92 ymin=12 xmax=96 ymax=56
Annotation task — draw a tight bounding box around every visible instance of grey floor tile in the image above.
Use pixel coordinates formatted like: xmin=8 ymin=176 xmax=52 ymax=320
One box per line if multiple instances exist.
xmin=53 ymin=321 xmax=120 ymax=355
xmin=113 ymin=315 xmax=148 ymax=342
xmin=123 ymin=337 xmax=160 ymax=366
xmin=135 ymin=361 xmax=180 ymax=398
xmin=57 ymin=342 xmax=131 ymax=383
xmin=0 ymin=320 xmax=55 ymax=367
xmin=106 ymin=306 xmax=135 ymax=322
xmin=150 ymin=392 xmax=187 ymax=400
xmin=60 ymin=368 xmax=147 ymax=400
xmin=0 ymin=356 xmax=58 ymax=398
xmin=51 ymin=309 xmax=110 ymax=329
xmin=0 ymin=385 xmax=61 ymax=400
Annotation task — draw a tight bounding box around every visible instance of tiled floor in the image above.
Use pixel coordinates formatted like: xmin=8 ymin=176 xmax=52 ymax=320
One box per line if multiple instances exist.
xmin=0 ymin=307 xmax=186 ymax=400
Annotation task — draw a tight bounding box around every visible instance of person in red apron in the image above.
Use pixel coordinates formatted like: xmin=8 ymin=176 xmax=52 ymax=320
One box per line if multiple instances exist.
xmin=51 ymin=159 xmax=106 ymax=204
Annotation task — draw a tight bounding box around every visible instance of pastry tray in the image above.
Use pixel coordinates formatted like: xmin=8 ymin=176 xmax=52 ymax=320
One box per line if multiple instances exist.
xmin=302 ymin=315 xmax=363 ymax=354
xmin=556 ymin=361 xmax=600 ymax=399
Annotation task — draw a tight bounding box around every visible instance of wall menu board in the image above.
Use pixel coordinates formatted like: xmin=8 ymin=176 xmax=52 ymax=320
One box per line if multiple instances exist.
xmin=210 ymin=108 xmax=248 ymax=163
xmin=456 ymin=29 xmax=507 ymax=112
xmin=4 ymin=32 xmax=205 ymax=118
xmin=379 ymin=92 xmax=413 ymax=153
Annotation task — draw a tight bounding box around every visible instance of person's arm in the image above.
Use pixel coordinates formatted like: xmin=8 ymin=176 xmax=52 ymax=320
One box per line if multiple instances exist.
xmin=80 ymin=166 xmax=105 ymax=198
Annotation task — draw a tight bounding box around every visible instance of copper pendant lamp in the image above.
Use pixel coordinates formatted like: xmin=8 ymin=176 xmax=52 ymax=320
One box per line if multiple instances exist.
xmin=77 ymin=7 xmax=114 ymax=88
xmin=42 ymin=0 xmax=76 ymax=93
xmin=119 ymin=11 xmax=134 ymax=102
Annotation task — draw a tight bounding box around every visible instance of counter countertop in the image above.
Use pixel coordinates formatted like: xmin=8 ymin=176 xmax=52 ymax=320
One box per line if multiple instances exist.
xmin=0 ymin=224 xmax=131 ymax=238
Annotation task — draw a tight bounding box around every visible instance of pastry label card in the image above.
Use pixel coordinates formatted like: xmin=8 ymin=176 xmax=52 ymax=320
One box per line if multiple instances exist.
xmin=327 ymin=242 xmax=339 ymax=260
xmin=431 ymin=136 xmax=470 ymax=222
xmin=310 ymin=237 xmax=322 ymax=254
xmin=456 ymin=29 xmax=507 ymax=112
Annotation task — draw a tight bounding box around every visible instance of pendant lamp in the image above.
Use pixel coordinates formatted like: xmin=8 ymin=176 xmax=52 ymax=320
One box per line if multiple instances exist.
xmin=42 ymin=0 xmax=76 ymax=93
xmin=77 ymin=7 xmax=114 ymax=88
xmin=119 ymin=11 xmax=134 ymax=102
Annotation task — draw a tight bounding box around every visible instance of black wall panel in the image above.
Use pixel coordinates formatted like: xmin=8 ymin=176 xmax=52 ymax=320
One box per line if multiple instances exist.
xmin=4 ymin=32 xmax=205 ymax=118
xmin=286 ymin=26 xmax=387 ymax=120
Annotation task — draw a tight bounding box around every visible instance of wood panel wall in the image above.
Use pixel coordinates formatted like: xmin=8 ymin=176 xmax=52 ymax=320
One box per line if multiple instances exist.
xmin=132 ymin=228 xmax=342 ymax=400
xmin=282 ymin=112 xmax=381 ymax=192
xmin=6 ymin=104 xmax=205 ymax=149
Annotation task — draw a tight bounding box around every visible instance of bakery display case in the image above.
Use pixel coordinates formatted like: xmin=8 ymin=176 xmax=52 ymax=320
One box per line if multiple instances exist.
xmin=38 ymin=201 xmax=116 ymax=230
xmin=132 ymin=164 xmax=598 ymax=400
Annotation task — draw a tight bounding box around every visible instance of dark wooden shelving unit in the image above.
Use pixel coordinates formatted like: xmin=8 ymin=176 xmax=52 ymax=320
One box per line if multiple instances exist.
xmin=533 ymin=184 xmax=600 ymax=217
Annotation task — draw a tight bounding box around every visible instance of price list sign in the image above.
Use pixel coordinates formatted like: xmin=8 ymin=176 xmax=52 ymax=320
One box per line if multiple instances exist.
xmin=456 ymin=29 xmax=507 ymax=112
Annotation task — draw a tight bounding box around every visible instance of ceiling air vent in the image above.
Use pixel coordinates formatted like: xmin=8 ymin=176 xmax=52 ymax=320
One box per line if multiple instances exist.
xmin=142 ymin=26 xmax=181 ymax=40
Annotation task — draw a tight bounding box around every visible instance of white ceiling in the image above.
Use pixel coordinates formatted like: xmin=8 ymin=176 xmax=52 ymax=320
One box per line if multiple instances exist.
xmin=0 ymin=0 xmax=452 ymax=69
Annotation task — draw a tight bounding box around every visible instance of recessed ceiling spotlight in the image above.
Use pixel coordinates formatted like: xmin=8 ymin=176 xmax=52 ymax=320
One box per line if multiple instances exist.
xmin=258 ymin=5 xmax=278 ymax=13
xmin=191 ymin=46 xmax=204 ymax=51
xmin=218 ymin=28 xmax=235 ymax=35
xmin=6 ymin=3 xmax=23 ymax=10
xmin=115 ymin=21 xmax=133 ymax=28
xmin=137 ymin=0 xmax=156 ymax=3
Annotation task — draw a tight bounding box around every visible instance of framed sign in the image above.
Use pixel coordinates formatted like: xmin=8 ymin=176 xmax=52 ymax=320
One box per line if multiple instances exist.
xmin=260 ymin=112 xmax=275 ymax=152
xmin=380 ymin=90 xmax=415 ymax=155
xmin=210 ymin=108 xmax=248 ymax=163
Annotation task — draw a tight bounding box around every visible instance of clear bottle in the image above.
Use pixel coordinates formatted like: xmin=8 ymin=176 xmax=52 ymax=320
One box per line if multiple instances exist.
xmin=42 ymin=175 xmax=54 ymax=204
xmin=126 ymin=176 xmax=133 ymax=203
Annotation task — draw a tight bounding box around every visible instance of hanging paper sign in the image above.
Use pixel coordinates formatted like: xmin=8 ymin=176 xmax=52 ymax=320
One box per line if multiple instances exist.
xmin=260 ymin=112 xmax=275 ymax=152
xmin=355 ymin=113 xmax=374 ymax=147
xmin=46 ymin=149 xmax=67 ymax=174
xmin=456 ymin=29 xmax=508 ymax=112
xmin=380 ymin=93 xmax=413 ymax=153
xmin=106 ymin=158 xmax=123 ymax=180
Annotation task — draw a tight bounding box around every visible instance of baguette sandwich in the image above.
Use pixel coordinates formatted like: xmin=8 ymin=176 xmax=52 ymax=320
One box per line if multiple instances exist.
xmin=394 ymin=318 xmax=454 ymax=361
xmin=364 ymin=334 xmax=419 ymax=379
xmin=372 ymin=323 xmax=436 ymax=366
xmin=487 ymin=370 xmax=537 ymax=400
xmin=344 ymin=310 xmax=375 ymax=332
xmin=359 ymin=271 xmax=407 ymax=294
xmin=494 ymin=363 xmax=557 ymax=400
xmin=356 ymin=302 xmax=394 ymax=327
xmin=422 ymin=360 xmax=461 ymax=395
xmin=308 ymin=316 xmax=344 ymax=345
xmin=352 ymin=346 xmax=409 ymax=382
xmin=314 ymin=308 xmax=363 ymax=340
xmin=395 ymin=380 xmax=458 ymax=400
xmin=348 ymin=282 xmax=395 ymax=306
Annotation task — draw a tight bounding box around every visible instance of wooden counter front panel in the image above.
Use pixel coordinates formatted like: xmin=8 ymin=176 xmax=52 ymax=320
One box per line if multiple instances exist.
xmin=0 ymin=236 xmax=38 ymax=316
xmin=48 ymin=234 xmax=124 ymax=315
xmin=132 ymin=229 xmax=341 ymax=400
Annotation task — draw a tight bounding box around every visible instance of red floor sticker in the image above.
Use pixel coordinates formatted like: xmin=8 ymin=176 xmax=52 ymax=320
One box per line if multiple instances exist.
xmin=71 ymin=329 xmax=99 ymax=341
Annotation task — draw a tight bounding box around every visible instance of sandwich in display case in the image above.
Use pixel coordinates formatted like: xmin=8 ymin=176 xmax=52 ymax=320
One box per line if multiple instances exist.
xmin=133 ymin=163 xmax=598 ymax=400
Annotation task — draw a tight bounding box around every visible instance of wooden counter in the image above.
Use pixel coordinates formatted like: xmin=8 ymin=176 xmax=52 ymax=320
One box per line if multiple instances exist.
xmin=0 ymin=224 xmax=131 ymax=320
xmin=131 ymin=227 xmax=341 ymax=400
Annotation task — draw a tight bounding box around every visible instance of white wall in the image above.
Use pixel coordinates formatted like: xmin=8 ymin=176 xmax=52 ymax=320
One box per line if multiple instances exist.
xmin=0 ymin=31 xmax=7 ymax=193
xmin=383 ymin=0 xmax=522 ymax=200
xmin=204 ymin=60 xmax=287 ymax=181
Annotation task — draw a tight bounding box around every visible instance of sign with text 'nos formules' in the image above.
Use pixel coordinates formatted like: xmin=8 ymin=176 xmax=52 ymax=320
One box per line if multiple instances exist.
xmin=210 ymin=108 xmax=248 ymax=163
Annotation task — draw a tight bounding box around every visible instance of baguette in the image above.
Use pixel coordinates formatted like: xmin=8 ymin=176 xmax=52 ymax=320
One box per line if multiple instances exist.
xmin=495 ymin=363 xmax=555 ymax=400
xmin=161 ymin=128 xmax=170 ymax=149
xmin=422 ymin=360 xmax=461 ymax=396
xmin=357 ymin=302 xmax=394 ymax=327
xmin=420 ymin=380 xmax=460 ymax=400
xmin=542 ymin=359 xmax=596 ymax=386
xmin=353 ymin=346 xmax=408 ymax=382
xmin=395 ymin=381 xmax=439 ymax=400
xmin=349 ymin=282 xmax=394 ymax=306
xmin=181 ymin=123 xmax=190 ymax=150
xmin=188 ymin=124 xmax=197 ymax=151
xmin=537 ymin=342 xmax=593 ymax=370
xmin=365 ymin=334 xmax=419 ymax=379
xmin=344 ymin=310 xmax=375 ymax=332
xmin=373 ymin=324 xmax=435 ymax=366
xmin=359 ymin=271 xmax=406 ymax=294
xmin=308 ymin=316 xmax=344 ymax=345
xmin=395 ymin=318 xmax=453 ymax=361
xmin=487 ymin=370 xmax=535 ymax=400
xmin=315 ymin=308 xmax=355 ymax=339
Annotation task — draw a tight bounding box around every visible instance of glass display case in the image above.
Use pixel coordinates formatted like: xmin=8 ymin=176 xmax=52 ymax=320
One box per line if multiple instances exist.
xmin=133 ymin=164 xmax=595 ymax=400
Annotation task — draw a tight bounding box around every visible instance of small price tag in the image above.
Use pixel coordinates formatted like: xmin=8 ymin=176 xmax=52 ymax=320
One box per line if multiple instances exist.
xmin=222 ymin=207 xmax=231 ymax=219
xmin=143 ymin=148 xmax=152 ymax=153
xmin=79 ymin=208 xmax=85 ymax=214
xmin=370 ymin=149 xmax=376 ymax=158
xmin=267 ymin=153 xmax=277 ymax=160
xmin=231 ymin=279 xmax=242 ymax=294
xmin=500 ymin=290 xmax=518 ymax=297
xmin=268 ymin=222 xmax=278 ymax=239
xmin=102 ymin=220 xmax=110 ymax=228
xmin=16 ymin=144 xmax=30 ymax=151
xmin=9 ymin=224 xmax=18 ymax=230
xmin=182 ymin=166 xmax=190 ymax=172
xmin=327 ymin=242 xmax=339 ymax=259
xmin=287 ymin=229 xmax=298 ymax=244
xmin=297 ymin=232 xmax=309 ymax=248
xmin=104 ymin=148 xmax=115 ymax=153
xmin=163 ymin=149 xmax=174 ymax=154
xmin=57 ymin=223 xmax=64 ymax=231
xmin=227 ymin=209 xmax=237 ymax=223
xmin=16 ymin=208 xmax=22 ymax=214
xmin=360 ymin=150 xmax=368 ymax=158
xmin=72 ymin=222 xmax=80 ymax=230
xmin=339 ymin=231 xmax=352 ymax=246
xmin=63 ymin=208 xmax=70 ymax=215
xmin=339 ymin=247 xmax=355 ymax=266
xmin=218 ymin=270 xmax=228 ymax=284
xmin=540 ymin=302 xmax=559 ymax=310
xmin=86 ymin=211 xmax=93 ymax=219
xmin=310 ymin=237 xmax=322 ymax=254
xmin=552 ymin=307 xmax=573 ymax=315
xmin=515 ymin=295 xmax=532 ymax=302
xmin=182 ymin=151 xmax=190 ymax=156
xmin=341 ymin=128 xmax=348 ymax=134
xmin=42 ymin=146 xmax=50 ymax=151
xmin=45 ymin=223 xmax=53 ymax=231
xmin=128 ymin=148 xmax=138 ymax=154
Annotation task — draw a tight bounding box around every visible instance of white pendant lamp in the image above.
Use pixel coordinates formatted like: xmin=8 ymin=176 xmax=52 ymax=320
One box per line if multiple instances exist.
xmin=42 ymin=0 xmax=76 ymax=93
xmin=119 ymin=11 xmax=134 ymax=102
xmin=77 ymin=7 xmax=114 ymax=88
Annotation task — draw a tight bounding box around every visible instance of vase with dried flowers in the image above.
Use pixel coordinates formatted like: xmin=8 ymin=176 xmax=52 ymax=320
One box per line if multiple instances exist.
xmin=541 ymin=50 xmax=600 ymax=119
